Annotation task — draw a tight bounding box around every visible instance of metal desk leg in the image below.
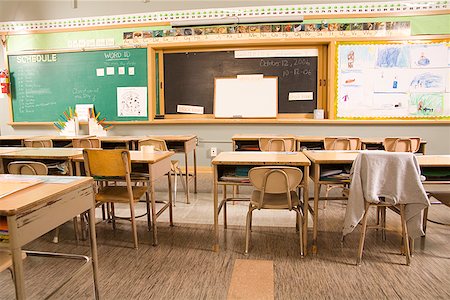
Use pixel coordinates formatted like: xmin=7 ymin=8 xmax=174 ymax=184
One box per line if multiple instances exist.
xmin=8 ymin=216 xmax=26 ymax=300
xmin=213 ymin=165 xmax=219 ymax=252
xmin=312 ymin=164 xmax=320 ymax=254
xmin=193 ymin=148 xmax=197 ymax=194
xmin=184 ymin=151 xmax=190 ymax=204
xmin=87 ymin=206 xmax=100 ymax=300
xmin=302 ymin=167 xmax=309 ymax=256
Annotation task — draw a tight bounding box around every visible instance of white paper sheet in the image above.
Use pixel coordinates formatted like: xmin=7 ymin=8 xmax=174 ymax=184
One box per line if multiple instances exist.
xmin=117 ymin=87 xmax=147 ymax=117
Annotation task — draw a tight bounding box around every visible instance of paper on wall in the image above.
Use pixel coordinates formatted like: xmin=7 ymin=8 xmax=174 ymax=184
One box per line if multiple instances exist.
xmin=117 ymin=87 xmax=147 ymax=117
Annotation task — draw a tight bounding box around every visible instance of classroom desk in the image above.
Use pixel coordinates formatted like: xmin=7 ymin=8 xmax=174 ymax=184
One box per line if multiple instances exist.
xmin=296 ymin=136 xmax=326 ymax=150
xmin=98 ymin=136 xmax=145 ymax=150
xmin=303 ymin=150 xmax=449 ymax=254
xmin=34 ymin=135 xmax=93 ymax=148
xmin=0 ymin=147 xmax=26 ymax=155
xmin=144 ymin=135 xmax=198 ymax=201
xmin=0 ymin=148 xmax=83 ymax=175
xmin=73 ymin=150 xmax=174 ymax=245
xmin=231 ymin=134 xmax=297 ymax=151
xmin=361 ymin=137 xmax=427 ymax=154
xmin=211 ymin=151 xmax=310 ymax=253
xmin=0 ymin=175 xmax=99 ymax=300
xmin=0 ymin=136 xmax=33 ymax=147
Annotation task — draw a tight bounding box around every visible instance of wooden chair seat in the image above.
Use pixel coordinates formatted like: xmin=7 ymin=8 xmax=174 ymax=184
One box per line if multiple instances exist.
xmin=250 ymin=191 xmax=299 ymax=209
xmin=429 ymin=192 xmax=450 ymax=207
xmin=95 ymin=186 xmax=148 ymax=203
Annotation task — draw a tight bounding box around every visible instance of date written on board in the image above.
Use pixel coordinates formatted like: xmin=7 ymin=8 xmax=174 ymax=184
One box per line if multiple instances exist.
xmin=282 ymin=69 xmax=312 ymax=77
xmin=259 ymin=58 xmax=311 ymax=68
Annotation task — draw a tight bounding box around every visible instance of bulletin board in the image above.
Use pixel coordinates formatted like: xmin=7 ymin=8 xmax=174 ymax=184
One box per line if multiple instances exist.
xmin=335 ymin=40 xmax=450 ymax=119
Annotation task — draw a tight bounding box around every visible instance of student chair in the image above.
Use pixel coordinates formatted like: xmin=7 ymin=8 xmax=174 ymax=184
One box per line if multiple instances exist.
xmin=24 ymin=139 xmax=53 ymax=148
xmin=138 ymin=138 xmax=187 ymax=205
xmin=258 ymin=137 xmax=296 ymax=152
xmin=343 ymin=152 xmax=429 ymax=266
xmin=7 ymin=161 xmax=48 ymax=175
xmin=322 ymin=137 xmax=362 ymax=208
xmin=383 ymin=137 xmax=421 ymax=153
xmin=323 ymin=137 xmax=361 ymax=151
xmin=72 ymin=138 xmax=101 ymax=148
xmin=83 ymin=149 xmax=150 ymax=249
xmin=245 ymin=166 xmax=304 ymax=256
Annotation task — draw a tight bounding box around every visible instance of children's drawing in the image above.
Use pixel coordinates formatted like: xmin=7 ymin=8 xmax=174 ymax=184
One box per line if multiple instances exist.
xmin=337 ymin=86 xmax=373 ymax=117
xmin=372 ymin=93 xmax=409 ymax=117
xmin=409 ymin=69 xmax=447 ymax=92
xmin=339 ymin=45 xmax=377 ymax=71
xmin=339 ymin=71 xmax=369 ymax=87
xmin=410 ymin=43 xmax=447 ymax=68
xmin=443 ymin=93 xmax=450 ymax=116
xmin=117 ymin=87 xmax=147 ymax=117
xmin=373 ymin=69 xmax=411 ymax=93
xmin=409 ymin=93 xmax=443 ymax=116
xmin=376 ymin=46 xmax=409 ymax=68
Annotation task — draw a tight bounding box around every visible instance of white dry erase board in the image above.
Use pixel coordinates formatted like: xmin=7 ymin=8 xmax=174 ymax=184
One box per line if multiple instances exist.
xmin=214 ymin=77 xmax=278 ymax=118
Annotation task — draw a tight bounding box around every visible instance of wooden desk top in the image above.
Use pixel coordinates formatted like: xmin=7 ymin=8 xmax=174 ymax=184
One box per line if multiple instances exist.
xmin=416 ymin=155 xmax=450 ymax=167
xmin=361 ymin=137 xmax=427 ymax=144
xmin=0 ymin=147 xmax=26 ymax=155
xmin=296 ymin=136 xmax=325 ymax=142
xmin=73 ymin=150 xmax=174 ymax=163
xmin=231 ymin=134 xmax=296 ymax=141
xmin=303 ymin=150 xmax=361 ymax=164
xmin=0 ymin=148 xmax=83 ymax=159
xmin=98 ymin=136 xmax=146 ymax=142
xmin=0 ymin=135 xmax=32 ymax=141
xmin=40 ymin=135 xmax=93 ymax=141
xmin=0 ymin=175 xmax=93 ymax=216
xmin=143 ymin=135 xmax=197 ymax=142
xmin=212 ymin=151 xmax=310 ymax=166
xmin=304 ymin=151 xmax=449 ymax=167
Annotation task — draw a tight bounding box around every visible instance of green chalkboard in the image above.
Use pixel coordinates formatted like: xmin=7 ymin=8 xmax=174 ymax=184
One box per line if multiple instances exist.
xmin=8 ymin=48 xmax=148 ymax=122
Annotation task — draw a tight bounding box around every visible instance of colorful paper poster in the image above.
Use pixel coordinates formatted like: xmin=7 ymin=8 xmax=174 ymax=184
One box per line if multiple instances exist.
xmin=339 ymin=45 xmax=377 ymax=71
xmin=372 ymin=93 xmax=409 ymax=117
xmin=117 ymin=87 xmax=147 ymax=117
xmin=373 ymin=69 xmax=411 ymax=93
xmin=376 ymin=45 xmax=410 ymax=68
xmin=409 ymin=93 xmax=444 ymax=116
xmin=337 ymin=85 xmax=373 ymax=117
xmin=410 ymin=43 xmax=448 ymax=68
xmin=443 ymin=93 xmax=450 ymax=116
xmin=409 ymin=69 xmax=447 ymax=92
xmin=339 ymin=70 xmax=371 ymax=87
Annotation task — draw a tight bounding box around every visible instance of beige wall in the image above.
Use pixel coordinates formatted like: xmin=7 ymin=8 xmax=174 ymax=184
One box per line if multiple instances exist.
xmin=0 ymin=1 xmax=449 ymax=165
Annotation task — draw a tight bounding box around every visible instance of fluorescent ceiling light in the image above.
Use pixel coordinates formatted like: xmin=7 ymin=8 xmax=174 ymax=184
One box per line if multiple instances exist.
xmin=171 ymin=15 xmax=303 ymax=27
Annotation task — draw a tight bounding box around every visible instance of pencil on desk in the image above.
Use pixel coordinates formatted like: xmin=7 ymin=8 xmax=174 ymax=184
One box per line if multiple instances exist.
xmin=63 ymin=111 xmax=70 ymax=120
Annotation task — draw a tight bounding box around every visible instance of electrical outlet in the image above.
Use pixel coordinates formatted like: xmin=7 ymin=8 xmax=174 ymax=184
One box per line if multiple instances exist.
xmin=210 ymin=147 xmax=217 ymax=157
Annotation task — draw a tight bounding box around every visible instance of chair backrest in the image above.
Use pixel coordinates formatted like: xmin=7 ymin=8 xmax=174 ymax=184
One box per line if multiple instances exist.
xmin=138 ymin=138 xmax=168 ymax=151
xmin=72 ymin=138 xmax=101 ymax=148
xmin=24 ymin=139 xmax=53 ymax=148
xmin=83 ymin=149 xmax=131 ymax=178
xmin=259 ymin=137 xmax=296 ymax=152
xmin=249 ymin=166 xmax=303 ymax=193
xmin=249 ymin=166 xmax=303 ymax=209
xmin=324 ymin=137 xmax=361 ymax=150
xmin=383 ymin=137 xmax=421 ymax=153
xmin=8 ymin=161 xmax=48 ymax=175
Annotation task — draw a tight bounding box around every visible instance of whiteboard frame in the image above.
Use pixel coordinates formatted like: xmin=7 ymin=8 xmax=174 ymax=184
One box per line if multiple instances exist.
xmin=214 ymin=76 xmax=278 ymax=119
